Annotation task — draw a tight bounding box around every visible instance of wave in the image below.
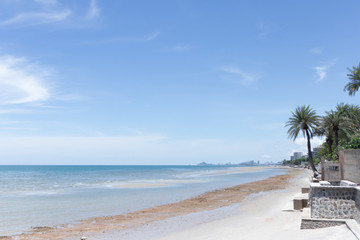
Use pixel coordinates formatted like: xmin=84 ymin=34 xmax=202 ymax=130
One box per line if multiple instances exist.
xmin=174 ymin=166 xmax=263 ymax=178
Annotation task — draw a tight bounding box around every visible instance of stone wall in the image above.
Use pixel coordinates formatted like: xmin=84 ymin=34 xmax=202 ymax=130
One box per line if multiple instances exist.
xmin=339 ymin=149 xmax=360 ymax=184
xmin=301 ymin=219 xmax=345 ymax=229
xmin=310 ymin=181 xmax=360 ymax=222
xmin=355 ymin=187 xmax=360 ymax=223
xmin=321 ymin=160 xmax=341 ymax=181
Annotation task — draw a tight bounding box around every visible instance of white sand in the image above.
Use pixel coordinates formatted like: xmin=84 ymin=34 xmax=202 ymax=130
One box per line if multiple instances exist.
xmin=153 ymin=171 xmax=358 ymax=240
xmin=87 ymin=169 xmax=358 ymax=240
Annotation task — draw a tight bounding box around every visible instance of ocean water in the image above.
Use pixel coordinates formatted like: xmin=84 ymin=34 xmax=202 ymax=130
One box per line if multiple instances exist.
xmin=0 ymin=165 xmax=286 ymax=236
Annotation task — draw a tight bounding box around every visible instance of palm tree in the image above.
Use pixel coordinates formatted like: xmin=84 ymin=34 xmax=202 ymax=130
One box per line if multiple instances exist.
xmin=286 ymin=106 xmax=320 ymax=172
xmin=336 ymin=103 xmax=360 ymax=132
xmin=322 ymin=110 xmax=354 ymax=148
xmin=344 ymin=64 xmax=360 ymax=96
xmin=314 ymin=124 xmax=334 ymax=158
xmin=315 ymin=104 xmax=358 ymax=160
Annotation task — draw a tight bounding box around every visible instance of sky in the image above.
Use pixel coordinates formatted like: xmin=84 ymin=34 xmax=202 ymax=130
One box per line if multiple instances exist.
xmin=0 ymin=0 xmax=359 ymax=165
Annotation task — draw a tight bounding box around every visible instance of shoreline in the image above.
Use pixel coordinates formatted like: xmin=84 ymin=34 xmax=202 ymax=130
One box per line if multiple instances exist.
xmin=154 ymin=168 xmax=357 ymax=240
xmin=5 ymin=167 xmax=302 ymax=240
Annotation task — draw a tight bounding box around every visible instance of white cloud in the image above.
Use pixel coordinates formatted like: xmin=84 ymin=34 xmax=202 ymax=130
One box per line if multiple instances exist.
xmin=313 ymin=66 xmax=327 ymax=81
xmin=87 ymin=0 xmax=100 ymax=19
xmin=310 ymin=48 xmax=322 ymax=55
xmin=313 ymin=59 xmax=337 ymax=82
xmin=80 ymin=31 xmax=160 ymax=45
xmin=0 ymin=55 xmax=51 ymax=104
xmin=218 ymin=66 xmax=261 ymax=86
xmin=256 ymin=22 xmax=271 ymax=38
xmin=0 ymin=1 xmax=101 ymax=28
xmin=33 ymin=0 xmax=59 ymax=6
xmin=262 ymin=154 xmax=271 ymax=158
xmin=144 ymin=31 xmax=159 ymax=41
xmin=292 ymin=137 xmax=324 ymax=154
xmin=0 ymin=9 xmax=71 ymax=27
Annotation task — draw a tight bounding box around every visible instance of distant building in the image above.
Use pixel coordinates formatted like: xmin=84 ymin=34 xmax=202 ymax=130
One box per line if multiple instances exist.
xmin=293 ymin=152 xmax=303 ymax=159
xmin=312 ymin=147 xmax=321 ymax=157
xmin=290 ymin=152 xmax=303 ymax=161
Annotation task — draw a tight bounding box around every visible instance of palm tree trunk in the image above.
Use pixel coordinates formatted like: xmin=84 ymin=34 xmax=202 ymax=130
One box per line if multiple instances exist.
xmin=306 ymin=129 xmax=316 ymax=172
xmin=333 ymin=130 xmax=340 ymax=160
xmin=326 ymin=137 xmax=333 ymax=155
xmin=327 ymin=138 xmax=334 ymax=159
xmin=334 ymin=130 xmax=339 ymax=148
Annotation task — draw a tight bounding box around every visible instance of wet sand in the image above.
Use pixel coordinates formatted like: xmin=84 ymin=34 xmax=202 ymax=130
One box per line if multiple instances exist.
xmin=154 ymin=169 xmax=357 ymax=240
xmin=4 ymin=167 xmax=301 ymax=240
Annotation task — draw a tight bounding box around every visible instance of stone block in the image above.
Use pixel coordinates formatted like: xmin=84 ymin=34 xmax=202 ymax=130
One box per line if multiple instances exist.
xmin=294 ymin=198 xmax=303 ymax=210
xmin=340 ymin=180 xmax=357 ymax=186
xmin=302 ymin=187 xmax=310 ymax=193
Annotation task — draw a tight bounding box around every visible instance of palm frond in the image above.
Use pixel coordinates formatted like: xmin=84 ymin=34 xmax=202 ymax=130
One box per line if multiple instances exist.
xmin=286 ymin=105 xmax=320 ymax=141
xmin=344 ymin=64 xmax=360 ymax=96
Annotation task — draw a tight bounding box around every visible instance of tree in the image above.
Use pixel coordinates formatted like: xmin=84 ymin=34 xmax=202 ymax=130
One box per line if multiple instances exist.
xmin=314 ymin=123 xmax=334 ymax=158
xmin=336 ymin=103 xmax=360 ymax=132
xmin=344 ymin=64 xmax=360 ymax=96
xmin=314 ymin=104 xmax=360 ymax=161
xmin=322 ymin=110 xmax=353 ymax=149
xmin=286 ymin=106 xmax=320 ymax=172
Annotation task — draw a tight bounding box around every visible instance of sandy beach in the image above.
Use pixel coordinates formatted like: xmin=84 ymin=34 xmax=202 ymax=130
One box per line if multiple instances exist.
xmin=4 ymin=167 xmax=357 ymax=240
xmin=153 ymin=169 xmax=358 ymax=240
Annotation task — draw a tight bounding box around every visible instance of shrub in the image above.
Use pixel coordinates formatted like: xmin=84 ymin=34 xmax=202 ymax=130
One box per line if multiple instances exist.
xmin=342 ymin=135 xmax=360 ymax=149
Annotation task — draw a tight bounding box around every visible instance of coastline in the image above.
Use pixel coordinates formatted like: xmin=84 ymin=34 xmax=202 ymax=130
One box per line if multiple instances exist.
xmin=154 ymin=168 xmax=357 ymax=240
xmin=5 ymin=167 xmax=302 ymax=240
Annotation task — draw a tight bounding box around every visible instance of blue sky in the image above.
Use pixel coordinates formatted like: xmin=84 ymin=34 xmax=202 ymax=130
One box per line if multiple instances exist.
xmin=0 ymin=0 xmax=359 ymax=164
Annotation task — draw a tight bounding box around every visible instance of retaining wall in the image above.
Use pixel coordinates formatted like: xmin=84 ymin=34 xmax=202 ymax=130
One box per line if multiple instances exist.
xmin=339 ymin=149 xmax=360 ymax=184
xmin=321 ymin=161 xmax=341 ymax=181
xmin=310 ymin=181 xmax=360 ymax=222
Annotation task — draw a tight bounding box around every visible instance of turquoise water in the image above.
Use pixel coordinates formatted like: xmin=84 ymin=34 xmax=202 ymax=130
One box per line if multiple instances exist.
xmin=0 ymin=165 xmax=285 ymax=236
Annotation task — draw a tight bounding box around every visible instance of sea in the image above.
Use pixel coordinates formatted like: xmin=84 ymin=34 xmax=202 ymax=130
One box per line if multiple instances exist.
xmin=0 ymin=165 xmax=286 ymax=236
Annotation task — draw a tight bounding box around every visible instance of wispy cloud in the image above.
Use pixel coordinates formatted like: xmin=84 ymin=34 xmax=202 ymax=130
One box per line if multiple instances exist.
xmin=87 ymin=0 xmax=101 ymax=19
xmin=256 ymin=22 xmax=271 ymax=38
xmin=310 ymin=47 xmax=322 ymax=55
xmin=262 ymin=154 xmax=271 ymax=158
xmin=168 ymin=45 xmax=192 ymax=52
xmin=0 ymin=9 xmax=71 ymax=27
xmin=33 ymin=0 xmax=59 ymax=6
xmin=0 ymin=55 xmax=51 ymax=104
xmin=80 ymin=31 xmax=160 ymax=45
xmin=0 ymin=0 xmax=102 ymax=28
xmin=218 ymin=65 xmax=261 ymax=86
xmin=144 ymin=31 xmax=159 ymax=41
xmin=313 ymin=59 xmax=337 ymax=82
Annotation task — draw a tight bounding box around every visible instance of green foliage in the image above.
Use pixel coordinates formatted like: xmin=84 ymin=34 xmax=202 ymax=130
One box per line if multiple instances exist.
xmin=292 ymin=156 xmax=308 ymax=165
xmin=313 ymin=102 xmax=360 ymax=161
xmin=314 ymin=143 xmax=339 ymax=162
xmin=342 ymin=135 xmax=360 ymax=149
xmin=282 ymin=156 xmax=308 ymax=166
xmin=286 ymin=105 xmax=320 ymax=141
xmin=344 ymin=64 xmax=360 ymax=96
xmin=286 ymin=101 xmax=360 ymax=167
xmin=286 ymin=105 xmax=320 ymax=172
xmin=313 ymin=158 xmax=320 ymax=165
